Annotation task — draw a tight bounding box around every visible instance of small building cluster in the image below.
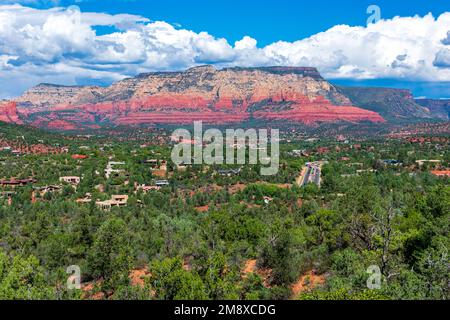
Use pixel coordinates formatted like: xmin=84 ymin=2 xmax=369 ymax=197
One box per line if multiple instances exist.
xmin=105 ymin=161 xmax=125 ymax=179
xmin=96 ymin=195 xmax=129 ymax=211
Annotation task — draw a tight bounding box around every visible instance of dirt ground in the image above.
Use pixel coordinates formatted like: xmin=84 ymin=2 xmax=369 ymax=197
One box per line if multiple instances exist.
xmin=291 ymin=271 xmax=326 ymax=298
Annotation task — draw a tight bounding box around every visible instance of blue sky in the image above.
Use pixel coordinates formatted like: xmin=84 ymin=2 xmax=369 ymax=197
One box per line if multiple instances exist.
xmin=1 ymin=0 xmax=450 ymax=98
xmin=24 ymin=0 xmax=450 ymax=45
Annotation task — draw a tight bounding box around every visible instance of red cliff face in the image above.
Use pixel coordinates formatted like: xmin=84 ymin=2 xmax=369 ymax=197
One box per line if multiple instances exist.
xmin=0 ymin=101 xmax=23 ymax=124
xmin=6 ymin=66 xmax=385 ymax=130
xmin=254 ymin=100 xmax=385 ymax=125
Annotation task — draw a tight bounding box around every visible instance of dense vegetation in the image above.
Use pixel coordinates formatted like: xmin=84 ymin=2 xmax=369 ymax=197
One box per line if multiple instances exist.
xmin=0 ymin=122 xmax=448 ymax=300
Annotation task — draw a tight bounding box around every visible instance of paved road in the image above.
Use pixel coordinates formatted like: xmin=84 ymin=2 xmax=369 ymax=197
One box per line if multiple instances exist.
xmin=302 ymin=168 xmax=311 ymax=187
xmin=297 ymin=162 xmax=323 ymax=187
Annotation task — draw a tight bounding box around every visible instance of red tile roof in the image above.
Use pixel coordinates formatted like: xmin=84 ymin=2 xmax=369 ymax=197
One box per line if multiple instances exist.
xmin=431 ymin=170 xmax=450 ymax=177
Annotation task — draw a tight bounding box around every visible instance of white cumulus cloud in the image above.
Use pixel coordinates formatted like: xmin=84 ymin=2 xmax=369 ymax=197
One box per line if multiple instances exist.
xmin=0 ymin=4 xmax=450 ymax=98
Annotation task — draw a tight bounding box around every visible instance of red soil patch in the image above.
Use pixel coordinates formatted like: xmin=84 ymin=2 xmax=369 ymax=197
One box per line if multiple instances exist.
xmin=255 ymin=182 xmax=293 ymax=189
xmin=152 ymin=169 xmax=167 ymax=178
xmin=129 ymin=267 xmax=152 ymax=287
xmin=195 ymin=205 xmax=210 ymax=213
xmin=291 ymin=271 xmax=326 ymax=298
xmin=228 ymin=183 xmax=247 ymax=194
xmin=82 ymin=268 xmax=153 ymax=300
xmin=81 ymin=280 xmax=105 ymax=300
xmin=242 ymin=259 xmax=257 ymax=275
xmin=241 ymin=259 xmax=273 ymax=288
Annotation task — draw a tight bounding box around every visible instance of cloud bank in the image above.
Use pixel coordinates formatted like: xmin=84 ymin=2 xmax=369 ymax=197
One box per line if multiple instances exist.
xmin=0 ymin=4 xmax=450 ymax=98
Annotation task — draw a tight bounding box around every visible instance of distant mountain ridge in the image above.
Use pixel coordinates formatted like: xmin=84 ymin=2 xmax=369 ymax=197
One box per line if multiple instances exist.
xmin=415 ymin=99 xmax=450 ymax=120
xmin=0 ymin=65 xmax=384 ymax=130
xmin=337 ymin=86 xmax=432 ymax=121
xmin=0 ymin=65 xmax=443 ymax=131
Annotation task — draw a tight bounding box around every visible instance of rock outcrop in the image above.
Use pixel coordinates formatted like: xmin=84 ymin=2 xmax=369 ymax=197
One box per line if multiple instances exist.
xmin=4 ymin=66 xmax=385 ymax=129
xmin=17 ymin=84 xmax=104 ymax=109
xmin=0 ymin=101 xmax=23 ymax=124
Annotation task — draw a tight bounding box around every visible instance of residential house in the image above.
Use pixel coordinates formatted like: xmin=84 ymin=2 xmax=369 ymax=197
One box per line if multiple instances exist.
xmin=96 ymin=195 xmax=129 ymax=210
xmin=155 ymin=180 xmax=170 ymax=187
xmin=0 ymin=178 xmax=37 ymax=187
xmin=415 ymin=160 xmax=442 ymax=167
xmin=77 ymin=193 xmax=93 ymax=204
xmin=60 ymin=176 xmax=81 ymax=186
xmin=136 ymin=184 xmax=161 ymax=193
xmin=34 ymin=185 xmax=62 ymax=197
xmin=217 ymin=168 xmax=241 ymax=176
xmin=105 ymin=161 xmax=125 ymax=179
